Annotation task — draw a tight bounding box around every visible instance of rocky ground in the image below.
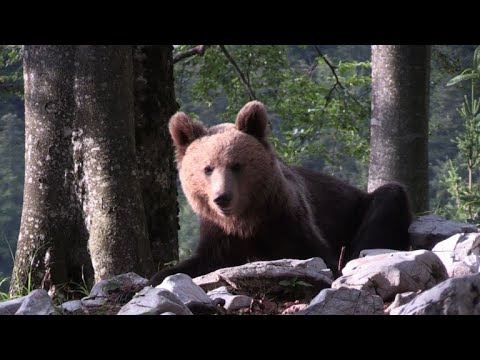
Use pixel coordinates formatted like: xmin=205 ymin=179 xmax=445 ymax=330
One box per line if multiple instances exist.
xmin=2 ymin=214 xmax=480 ymax=315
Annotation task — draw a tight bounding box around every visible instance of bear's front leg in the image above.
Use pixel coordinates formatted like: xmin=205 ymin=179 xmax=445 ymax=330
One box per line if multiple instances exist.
xmin=146 ymin=255 xmax=212 ymax=287
xmin=146 ymin=224 xmax=248 ymax=287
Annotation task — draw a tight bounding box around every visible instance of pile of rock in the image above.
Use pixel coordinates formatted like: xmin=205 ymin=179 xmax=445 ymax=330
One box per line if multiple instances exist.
xmin=2 ymin=214 xmax=480 ymax=315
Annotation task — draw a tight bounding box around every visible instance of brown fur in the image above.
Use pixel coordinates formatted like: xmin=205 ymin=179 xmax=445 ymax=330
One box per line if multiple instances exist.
xmin=147 ymin=101 xmax=412 ymax=286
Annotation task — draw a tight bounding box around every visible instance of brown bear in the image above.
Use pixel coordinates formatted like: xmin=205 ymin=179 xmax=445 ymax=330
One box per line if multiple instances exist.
xmin=147 ymin=101 xmax=412 ymax=286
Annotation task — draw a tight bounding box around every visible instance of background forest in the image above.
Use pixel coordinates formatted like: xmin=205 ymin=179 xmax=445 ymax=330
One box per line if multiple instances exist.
xmin=0 ymin=45 xmax=478 ymax=293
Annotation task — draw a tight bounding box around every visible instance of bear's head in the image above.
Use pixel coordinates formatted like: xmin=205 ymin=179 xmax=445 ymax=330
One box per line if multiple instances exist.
xmin=169 ymin=101 xmax=280 ymax=236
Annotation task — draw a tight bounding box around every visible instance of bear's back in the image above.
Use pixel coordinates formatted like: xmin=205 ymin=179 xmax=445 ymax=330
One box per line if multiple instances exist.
xmin=290 ymin=166 xmax=367 ymax=253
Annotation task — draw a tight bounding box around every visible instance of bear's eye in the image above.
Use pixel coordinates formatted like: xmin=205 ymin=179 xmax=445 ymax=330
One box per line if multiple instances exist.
xmin=204 ymin=166 xmax=214 ymax=176
xmin=231 ymin=163 xmax=242 ymax=173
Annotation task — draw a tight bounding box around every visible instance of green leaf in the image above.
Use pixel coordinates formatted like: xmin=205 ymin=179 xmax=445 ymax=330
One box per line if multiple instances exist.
xmin=295 ymin=281 xmax=313 ymax=287
xmin=279 ymin=280 xmax=292 ymax=286
xmin=474 ymin=46 xmax=480 ymax=72
xmin=447 ymin=72 xmax=478 ymax=86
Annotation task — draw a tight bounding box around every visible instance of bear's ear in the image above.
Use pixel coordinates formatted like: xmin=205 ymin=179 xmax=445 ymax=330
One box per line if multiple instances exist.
xmin=235 ymin=101 xmax=270 ymax=141
xmin=169 ymin=112 xmax=207 ymax=159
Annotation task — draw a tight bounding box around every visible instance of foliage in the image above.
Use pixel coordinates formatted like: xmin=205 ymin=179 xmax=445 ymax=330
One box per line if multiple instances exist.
xmin=278 ymin=277 xmax=313 ymax=298
xmin=177 ymin=187 xmax=199 ymax=260
xmin=57 ymin=266 xmax=92 ymax=300
xmin=436 ymin=46 xmax=480 ymax=222
xmin=174 ymin=44 xmax=480 ymax=255
xmin=0 ymin=45 xmax=23 ymax=98
xmin=174 ymin=45 xmax=372 ymax=255
xmin=0 ymin=46 xmax=24 ymax=293
xmin=0 ymin=277 xmax=10 ymax=301
xmin=9 ymin=247 xmax=36 ymax=298
xmin=176 ymin=45 xmax=371 ymax=174
xmin=0 ymin=110 xmax=24 ymax=291
xmin=429 ymin=45 xmax=476 ymax=213
xmin=272 ymin=58 xmax=371 ymax=173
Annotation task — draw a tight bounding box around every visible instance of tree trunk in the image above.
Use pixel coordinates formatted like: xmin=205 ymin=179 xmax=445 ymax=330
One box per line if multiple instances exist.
xmin=74 ymin=45 xmax=153 ymax=281
xmin=10 ymin=45 xmax=179 ymax=295
xmin=133 ymin=45 xmax=179 ymax=272
xmin=368 ymin=45 xmax=430 ymax=215
xmin=10 ymin=46 xmax=93 ymax=297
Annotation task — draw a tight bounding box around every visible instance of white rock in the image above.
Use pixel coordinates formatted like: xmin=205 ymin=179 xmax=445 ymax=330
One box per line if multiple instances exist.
xmin=82 ymin=272 xmax=147 ymax=307
xmin=118 ymin=287 xmax=192 ymax=315
xmin=432 ymin=233 xmax=480 ymax=277
xmin=359 ymin=249 xmax=400 ymax=257
xmin=332 ymin=250 xmax=448 ymax=301
xmin=391 ymin=273 xmax=480 ymax=315
xmin=158 ymin=273 xmax=212 ymax=307
xmin=207 ymin=286 xmax=253 ymax=311
xmin=15 ymin=289 xmax=57 ymax=315
xmin=385 ymin=292 xmax=417 ymax=314
xmin=59 ymin=300 xmax=82 ymax=314
xmin=81 ymin=298 xmax=108 ymax=307
xmin=295 ymin=287 xmax=384 ymax=315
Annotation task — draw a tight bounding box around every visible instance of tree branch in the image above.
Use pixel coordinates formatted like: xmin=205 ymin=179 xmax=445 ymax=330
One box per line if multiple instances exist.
xmin=219 ymin=45 xmax=257 ymax=101
xmin=314 ymin=45 xmax=364 ymax=109
xmin=173 ymin=45 xmax=210 ymax=64
xmin=303 ymin=61 xmax=319 ymax=78
xmin=314 ymin=45 xmax=345 ymax=90
xmin=431 ymin=47 xmax=462 ymax=76
xmin=323 ymin=83 xmax=338 ymax=108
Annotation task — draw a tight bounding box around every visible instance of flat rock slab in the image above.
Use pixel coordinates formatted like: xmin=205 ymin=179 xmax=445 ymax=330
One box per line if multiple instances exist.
xmin=0 ymin=296 xmax=26 ymax=315
xmin=15 ymin=290 xmax=57 ymax=315
xmin=82 ymin=272 xmax=147 ymax=307
xmin=332 ymin=250 xmax=448 ymax=301
xmin=59 ymin=300 xmax=83 ymax=314
xmin=409 ymin=214 xmax=478 ymax=250
xmin=118 ymin=287 xmax=192 ymax=315
xmin=295 ymin=287 xmax=384 ymax=315
xmin=359 ymin=249 xmax=400 ymax=257
xmin=193 ymin=258 xmax=333 ymax=294
xmin=391 ymin=273 xmax=480 ymax=315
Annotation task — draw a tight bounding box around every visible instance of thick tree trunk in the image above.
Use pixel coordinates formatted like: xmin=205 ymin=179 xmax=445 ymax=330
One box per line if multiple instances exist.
xmin=10 ymin=45 xmax=177 ymax=294
xmin=10 ymin=46 xmax=93 ymax=297
xmin=133 ymin=45 xmax=179 ymax=271
xmin=75 ymin=45 xmax=153 ymax=281
xmin=368 ymin=45 xmax=430 ymax=215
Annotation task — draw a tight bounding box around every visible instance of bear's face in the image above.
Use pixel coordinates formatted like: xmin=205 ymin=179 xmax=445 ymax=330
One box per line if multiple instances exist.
xmin=169 ymin=101 xmax=277 ymax=231
xmin=180 ymin=129 xmax=274 ymax=219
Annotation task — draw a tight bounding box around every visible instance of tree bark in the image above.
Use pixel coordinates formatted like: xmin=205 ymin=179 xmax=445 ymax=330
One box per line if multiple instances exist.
xmin=368 ymin=45 xmax=430 ymax=215
xmin=74 ymin=45 xmax=153 ymax=281
xmin=133 ymin=45 xmax=179 ymax=272
xmin=10 ymin=45 xmax=181 ymax=294
xmin=10 ymin=46 xmax=93 ymax=296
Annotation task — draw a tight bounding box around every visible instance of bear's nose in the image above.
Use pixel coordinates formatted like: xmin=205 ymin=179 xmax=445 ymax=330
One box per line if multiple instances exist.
xmin=214 ymin=193 xmax=232 ymax=208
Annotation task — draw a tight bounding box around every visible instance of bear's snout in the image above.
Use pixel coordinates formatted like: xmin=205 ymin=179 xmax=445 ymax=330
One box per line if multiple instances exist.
xmin=214 ymin=193 xmax=233 ymax=208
